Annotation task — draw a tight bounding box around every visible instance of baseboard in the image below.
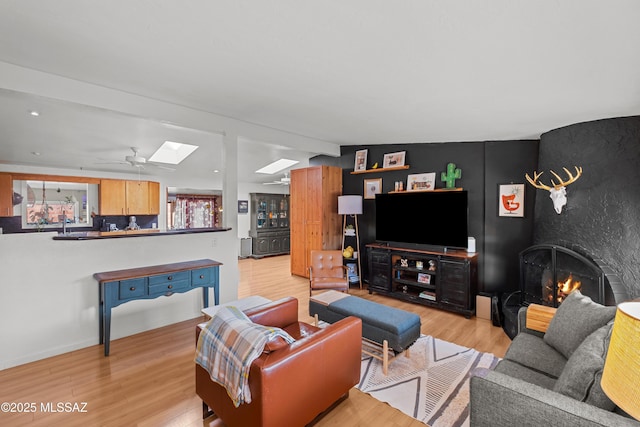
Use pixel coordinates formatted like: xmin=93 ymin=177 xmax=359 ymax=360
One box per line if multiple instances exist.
xmin=1 ymin=338 xmax=97 ymax=371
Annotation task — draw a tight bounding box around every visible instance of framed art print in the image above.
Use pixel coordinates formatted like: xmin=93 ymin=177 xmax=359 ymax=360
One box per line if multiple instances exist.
xmin=383 ymin=151 xmax=406 ymax=168
xmin=364 ymin=178 xmax=382 ymax=199
xmin=407 ymin=172 xmax=436 ymax=191
xmin=499 ymin=184 xmax=525 ymax=217
xmin=354 ymin=149 xmax=368 ymax=171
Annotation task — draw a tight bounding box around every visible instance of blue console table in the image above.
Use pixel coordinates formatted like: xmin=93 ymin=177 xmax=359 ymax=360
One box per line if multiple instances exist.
xmin=94 ymin=258 xmax=221 ymax=356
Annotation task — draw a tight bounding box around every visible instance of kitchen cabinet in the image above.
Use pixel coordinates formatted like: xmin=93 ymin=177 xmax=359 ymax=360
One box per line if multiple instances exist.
xmin=0 ymin=173 xmax=13 ymax=217
xmin=249 ymin=193 xmax=290 ymax=257
xmin=147 ymin=181 xmax=160 ymax=215
xmin=125 ymin=180 xmax=149 ymax=214
xmin=99 ymin=179 xmax=160 ymax=215
xmin=99 ymin=179 xmax=126 ymax=215
xmin=290 ymin=165 xmax=342 ymax=277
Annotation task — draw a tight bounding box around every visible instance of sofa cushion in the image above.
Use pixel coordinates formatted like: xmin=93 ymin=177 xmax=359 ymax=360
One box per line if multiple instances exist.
xmin=503 ymin=331 xmax=567 ymax=379
xmin=494 ymin=359 xmax=558 ymax=390
xmin=543 ymin=291 xmax=616 ymax=359
xmin=283 ymin=321 xmax=321 ymax=340
xmin=553 ymin=321 xmax=616 ymax=411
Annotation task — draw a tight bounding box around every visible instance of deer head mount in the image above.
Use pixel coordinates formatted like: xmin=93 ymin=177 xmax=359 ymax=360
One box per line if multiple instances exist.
xmin=525 ymin=166 xmax=583 ymax=214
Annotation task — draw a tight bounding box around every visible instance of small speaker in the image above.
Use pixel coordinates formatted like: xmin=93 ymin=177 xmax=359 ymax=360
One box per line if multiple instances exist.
xmin=491 ymin=295 xmax=502 ymax=327
xmin=468 ymin=237 xmax=476 ymax=253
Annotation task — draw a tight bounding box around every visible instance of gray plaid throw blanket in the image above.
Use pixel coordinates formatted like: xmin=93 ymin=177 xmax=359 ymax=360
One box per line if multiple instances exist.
xmin=195 ymin=306 xmax=295 ymax=406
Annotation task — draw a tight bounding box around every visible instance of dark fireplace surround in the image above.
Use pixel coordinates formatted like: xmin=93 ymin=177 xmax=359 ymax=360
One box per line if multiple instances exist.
xmin=502 ymin=243 xmax=628 ymax=338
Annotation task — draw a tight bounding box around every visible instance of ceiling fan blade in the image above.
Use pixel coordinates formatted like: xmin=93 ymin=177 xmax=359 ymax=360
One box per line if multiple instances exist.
xmin=94 ymin=160 xmax=130 ymax=165
xmin=149 ymin=163 xmax=176 ymax=172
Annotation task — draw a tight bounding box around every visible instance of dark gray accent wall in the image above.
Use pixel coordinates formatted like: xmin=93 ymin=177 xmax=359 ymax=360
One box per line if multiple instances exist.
xmin=484 ymin=140 xmax=539 ymax=294
xmin=338 ymin=140 xmax=539 ymax=294
xmin=534 ymin=115 xmax=640 ymax=300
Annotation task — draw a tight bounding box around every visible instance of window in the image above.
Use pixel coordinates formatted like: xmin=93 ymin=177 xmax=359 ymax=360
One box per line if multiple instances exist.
xmin=17 ymin=180 xmax=97 ymax=229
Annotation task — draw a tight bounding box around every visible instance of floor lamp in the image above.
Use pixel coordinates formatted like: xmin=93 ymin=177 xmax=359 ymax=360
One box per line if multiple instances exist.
xmin=338 ymin=195 xmax=363 ymax=289
xmin=601 ymin=301 xmax=640 ymax=421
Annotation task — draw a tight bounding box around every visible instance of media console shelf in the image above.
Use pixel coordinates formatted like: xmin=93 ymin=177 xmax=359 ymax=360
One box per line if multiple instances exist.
xmin=366 ymin=243 xmax=477 ymax=317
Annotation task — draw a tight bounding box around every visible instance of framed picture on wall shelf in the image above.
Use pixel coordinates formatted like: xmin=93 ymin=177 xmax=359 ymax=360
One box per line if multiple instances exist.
xmin=407 ymin=172 xmax=436 ymax=191
xmin=354 ymin=149 xmax=368 ymax=171
xmin=364 ymin=178 xmax=382 ymax=199
xmin=383 ymin=151 xmax=406 ymax=168
xmin=498 ymin=183 xmax=525 ymax=217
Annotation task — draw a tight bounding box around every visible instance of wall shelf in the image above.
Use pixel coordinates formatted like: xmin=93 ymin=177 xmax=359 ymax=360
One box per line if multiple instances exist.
xmin=350 ymin=165 xmax=410 ymax=175
xmin=387 ymin=188 xmax=463 ymax=194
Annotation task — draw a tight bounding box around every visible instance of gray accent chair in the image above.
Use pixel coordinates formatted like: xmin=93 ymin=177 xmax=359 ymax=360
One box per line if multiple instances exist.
xmin=470 ymin=291 xmax=639 ymax=427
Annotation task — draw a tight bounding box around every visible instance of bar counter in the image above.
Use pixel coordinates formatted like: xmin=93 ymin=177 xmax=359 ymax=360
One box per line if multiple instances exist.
xmin=52 ymin=227 xmax=231 ymax=240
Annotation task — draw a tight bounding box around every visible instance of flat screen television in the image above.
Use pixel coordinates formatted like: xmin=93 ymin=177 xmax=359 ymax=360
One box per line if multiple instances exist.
xmin=375 ymin=191 xmax=468 ymax=249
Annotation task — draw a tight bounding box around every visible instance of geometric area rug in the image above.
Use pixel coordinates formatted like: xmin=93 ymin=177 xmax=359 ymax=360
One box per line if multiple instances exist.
xmin=356 ymin=335 xmax=500 ymax=427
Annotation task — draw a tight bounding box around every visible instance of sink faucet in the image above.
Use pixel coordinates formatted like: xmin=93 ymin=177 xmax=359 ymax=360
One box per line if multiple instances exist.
xmin=61 ymin=210 xmax=67 ymax=235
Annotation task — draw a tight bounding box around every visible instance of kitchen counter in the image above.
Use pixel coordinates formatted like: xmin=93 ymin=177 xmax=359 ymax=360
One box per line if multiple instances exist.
xmin=52 ymin=227 xmax=231 ymax=240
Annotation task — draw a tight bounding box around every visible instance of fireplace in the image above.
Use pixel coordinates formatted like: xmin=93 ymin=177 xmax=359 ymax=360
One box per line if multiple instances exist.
xmin=502 ymin=243 xmax=628 ymax=338
xmin=520 ymin=244 xmax=611 ymax=307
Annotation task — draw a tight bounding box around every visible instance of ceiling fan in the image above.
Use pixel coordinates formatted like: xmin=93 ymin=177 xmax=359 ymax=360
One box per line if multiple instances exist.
xmin=263 ymin=172 xmax=291 ymax=186
xmin=96 ymin=147 xmax=176 ymax=171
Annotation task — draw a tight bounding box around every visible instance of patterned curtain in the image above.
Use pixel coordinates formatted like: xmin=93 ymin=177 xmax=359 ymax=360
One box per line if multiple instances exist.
xmin=171 ymin=195 xmax=220 ymax=229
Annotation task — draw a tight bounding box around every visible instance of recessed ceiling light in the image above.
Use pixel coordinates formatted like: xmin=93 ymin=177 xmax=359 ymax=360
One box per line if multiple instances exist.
xmin=149 ymin=141 xmax=199 ymax=165
xmin=29 ymin=110 xmax=40 ymax=117
xmin=255 ymin=159 xmax=299 ymax=174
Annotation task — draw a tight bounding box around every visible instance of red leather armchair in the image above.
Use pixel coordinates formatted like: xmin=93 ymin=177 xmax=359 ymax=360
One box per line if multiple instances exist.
xmin=195 ymin=297 xmax=362 ymax=427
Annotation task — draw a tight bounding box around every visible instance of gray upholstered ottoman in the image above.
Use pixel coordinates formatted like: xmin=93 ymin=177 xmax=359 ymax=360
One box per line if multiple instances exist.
xmin=309 ymin=290 xmax=421 ymax=374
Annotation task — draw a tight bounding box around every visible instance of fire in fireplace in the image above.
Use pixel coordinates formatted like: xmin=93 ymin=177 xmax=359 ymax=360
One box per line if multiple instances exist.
xmin=547 ymin=273 xmax=581 ymax=304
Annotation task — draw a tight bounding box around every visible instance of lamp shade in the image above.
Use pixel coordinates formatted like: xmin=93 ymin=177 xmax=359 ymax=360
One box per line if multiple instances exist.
xmin=601 ymin=302 xmax=640 ymax=420
xmin=338 ymin=195 xmax=363 ymax=215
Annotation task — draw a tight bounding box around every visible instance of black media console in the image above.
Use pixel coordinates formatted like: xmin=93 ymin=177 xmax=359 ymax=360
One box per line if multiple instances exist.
xmin=366 ymin=243 xmax=478 ymax=318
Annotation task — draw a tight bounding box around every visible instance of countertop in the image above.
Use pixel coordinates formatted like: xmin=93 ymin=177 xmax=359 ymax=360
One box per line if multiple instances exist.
xmin=52 ymin=227 xmax=231 ymax=240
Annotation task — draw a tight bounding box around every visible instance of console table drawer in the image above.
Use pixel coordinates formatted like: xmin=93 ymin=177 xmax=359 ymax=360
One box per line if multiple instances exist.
xmin=149 ymin=279 xmax=189 ymax=295
xmin=119 ymin=278 xmax=146 ymax=299
xmin=191 ymin=267 xmax=213 ymax=286
xmin=148 ymin=270 xmax=189 ymax=285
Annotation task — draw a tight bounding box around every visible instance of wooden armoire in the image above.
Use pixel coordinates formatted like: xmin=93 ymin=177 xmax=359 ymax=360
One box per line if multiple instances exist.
xmin=290 ymin=165 xmax=343 ymax=278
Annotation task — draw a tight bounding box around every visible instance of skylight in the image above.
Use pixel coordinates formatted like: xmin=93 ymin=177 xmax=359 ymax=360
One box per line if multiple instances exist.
xmin=255 ymin=159 xmax=299 ymax=174
xmin=149 ymin=141 xmax=199 ymax=164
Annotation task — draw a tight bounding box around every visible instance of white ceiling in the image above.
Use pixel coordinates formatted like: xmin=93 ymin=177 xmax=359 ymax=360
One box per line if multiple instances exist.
xmin=0 ymin=88 xmax=313 ymax=184
xmin=0 ymin=1 xmax=639 ymax=183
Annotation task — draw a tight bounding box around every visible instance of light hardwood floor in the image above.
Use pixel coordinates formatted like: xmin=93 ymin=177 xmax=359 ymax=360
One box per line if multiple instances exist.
xmin=0 ymin=255 xmax=511 ymax=427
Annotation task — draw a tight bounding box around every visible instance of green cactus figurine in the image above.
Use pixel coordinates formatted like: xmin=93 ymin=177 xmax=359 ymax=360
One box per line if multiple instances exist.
xmin=441 ymin=163 xmax=462 ymax=188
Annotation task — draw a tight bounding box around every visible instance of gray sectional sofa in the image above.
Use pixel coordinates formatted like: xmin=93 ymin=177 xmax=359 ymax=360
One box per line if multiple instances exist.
xmin=470 ymin=291 xmax=639 ymax=426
